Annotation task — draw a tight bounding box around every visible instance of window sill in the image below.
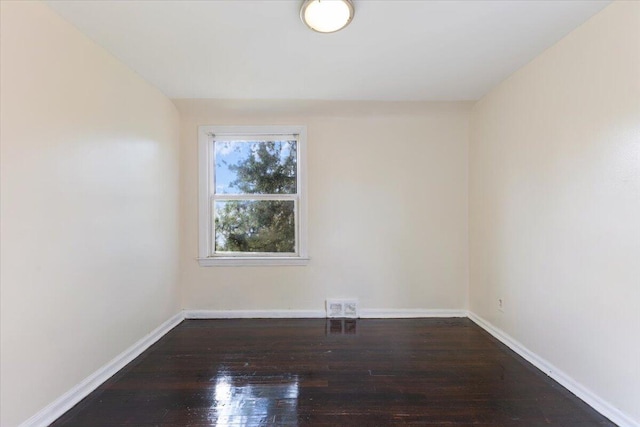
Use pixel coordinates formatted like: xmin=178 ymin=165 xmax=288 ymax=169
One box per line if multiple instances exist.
xmin=197 ymin=257 xmax=310 ymax=267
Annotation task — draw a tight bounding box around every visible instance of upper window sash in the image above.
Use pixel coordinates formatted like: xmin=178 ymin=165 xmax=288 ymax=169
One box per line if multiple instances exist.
xmin=212 ymin=137 xmax=298 ymax=196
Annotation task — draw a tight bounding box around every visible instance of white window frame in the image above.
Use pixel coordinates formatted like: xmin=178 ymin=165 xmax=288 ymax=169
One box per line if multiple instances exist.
xmin=197 ymin=125 xmax=309 ymax=266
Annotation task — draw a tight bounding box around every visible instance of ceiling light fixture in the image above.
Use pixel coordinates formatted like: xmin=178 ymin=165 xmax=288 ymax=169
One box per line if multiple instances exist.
xmin=300 ymin=0 xmax=354 ymax=33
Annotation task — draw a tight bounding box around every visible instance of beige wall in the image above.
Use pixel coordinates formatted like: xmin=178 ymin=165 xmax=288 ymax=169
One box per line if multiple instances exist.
xmin=176 ymin=100 xmax=471 ymax=313
xmin=0 ymin=2 xmax=181 ymax=426
xmin=3 ymin=0 xmax=636 ymax=425
xmin=469 ymin=1 xmax=640 ymax=423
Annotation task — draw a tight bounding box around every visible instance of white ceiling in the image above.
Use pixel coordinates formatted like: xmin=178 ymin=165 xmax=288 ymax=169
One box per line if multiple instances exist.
xmin=46 ymin=0 xmax=611 ymax=101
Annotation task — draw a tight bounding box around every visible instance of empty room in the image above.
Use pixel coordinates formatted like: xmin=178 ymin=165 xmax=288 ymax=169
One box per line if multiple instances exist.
xmin=1 ymin=0 xmax=638 ymax=426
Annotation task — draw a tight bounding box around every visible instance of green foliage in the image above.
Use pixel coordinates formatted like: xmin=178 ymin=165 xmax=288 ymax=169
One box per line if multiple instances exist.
xmin=215 ymin=141 xmax=297 ymax=253
xmin=216 ymin=200 xmax=295 ymax=253
xmin=229 ymin=141 xmax=297 ymax=194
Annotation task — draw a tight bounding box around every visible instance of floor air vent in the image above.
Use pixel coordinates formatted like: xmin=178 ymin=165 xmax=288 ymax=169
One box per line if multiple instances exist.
xmin=326 ymin=299 xmax=359 ymax=318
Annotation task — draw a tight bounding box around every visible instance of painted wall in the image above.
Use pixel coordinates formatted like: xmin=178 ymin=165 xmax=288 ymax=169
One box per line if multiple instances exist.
xmin=176 ymin=100 xmax=471 ymax=313
xmin=469 ymin=1 xmax=640 ymax=423
xmin=0 ymin=2 xmax=181 ymax=426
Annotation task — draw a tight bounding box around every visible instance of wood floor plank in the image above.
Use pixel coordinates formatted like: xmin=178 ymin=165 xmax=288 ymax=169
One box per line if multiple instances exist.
xmin=51 ymin=318 xmax=615 ymax=426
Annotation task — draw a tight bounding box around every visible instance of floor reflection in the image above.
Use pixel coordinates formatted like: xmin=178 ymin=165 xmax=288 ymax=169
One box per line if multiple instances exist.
xmin=326 ymin=318 xmax=357 ymax=335
xmin=209 ymin=370 xmax=299 ymax=426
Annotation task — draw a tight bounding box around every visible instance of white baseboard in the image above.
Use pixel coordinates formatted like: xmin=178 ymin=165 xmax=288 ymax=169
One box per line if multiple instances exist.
xmin=467 ymin=311 xmax=638 ymax=427
xmin=184 ymin=309 xmax=326 ymax=319
xmin=360 ymin=308 xmax=467 ymax=318
xmin=19 ymin=312 xmax=185 ymax=427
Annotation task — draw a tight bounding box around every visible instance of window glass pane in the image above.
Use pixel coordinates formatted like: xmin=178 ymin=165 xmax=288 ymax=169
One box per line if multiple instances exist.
xmin=214 ymin=200 xmax=295 ymax=253
xmin=214 ymin=140 xmax=297 ymax=194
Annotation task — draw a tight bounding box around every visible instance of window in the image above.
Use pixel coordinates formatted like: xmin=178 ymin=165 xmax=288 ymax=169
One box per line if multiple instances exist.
xmin=198 ymin=126 xmax=308 ymax=266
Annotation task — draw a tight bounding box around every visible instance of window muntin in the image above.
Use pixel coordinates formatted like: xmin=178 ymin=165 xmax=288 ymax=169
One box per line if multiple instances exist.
xmin=198 ymin=126 xmax=308 ymax=266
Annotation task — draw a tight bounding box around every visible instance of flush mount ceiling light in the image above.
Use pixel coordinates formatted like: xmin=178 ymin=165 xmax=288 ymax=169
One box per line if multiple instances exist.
xmin=300 ymin=0 xmax=354 ymax=33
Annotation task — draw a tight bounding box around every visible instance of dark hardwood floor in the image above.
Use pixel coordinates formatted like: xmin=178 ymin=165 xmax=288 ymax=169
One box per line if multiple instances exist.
xmin=51 ymin=318 xmax=615 ymax=426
